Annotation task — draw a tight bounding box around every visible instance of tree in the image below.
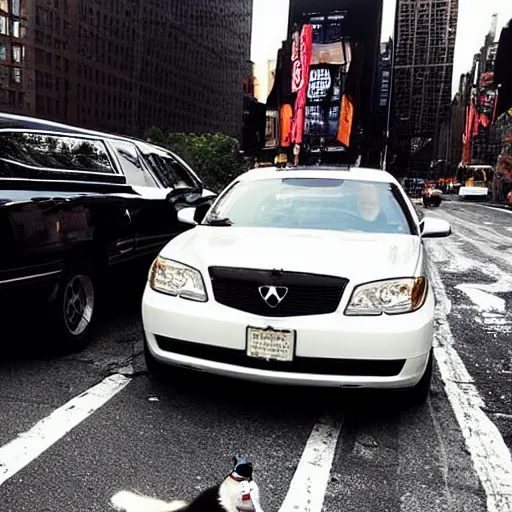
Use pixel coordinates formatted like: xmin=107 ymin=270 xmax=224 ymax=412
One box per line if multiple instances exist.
xmin=145 ymin=126 xmax=166 ymax=146
xmin=147 ymin=129 xmax=248 ymax=192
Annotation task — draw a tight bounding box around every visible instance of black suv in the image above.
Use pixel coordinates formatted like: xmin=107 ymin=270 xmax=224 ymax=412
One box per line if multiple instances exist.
xmin=0 ymin=113 xmax=215 ymax=353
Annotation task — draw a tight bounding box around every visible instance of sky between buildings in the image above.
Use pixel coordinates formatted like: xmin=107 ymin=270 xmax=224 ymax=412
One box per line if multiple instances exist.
xmin=251 ymin=0 xmax=512 ymax=99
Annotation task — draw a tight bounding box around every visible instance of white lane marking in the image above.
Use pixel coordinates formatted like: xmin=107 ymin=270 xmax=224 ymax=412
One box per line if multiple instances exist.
xmin=473 ymin=204 xmax=512 ymax=215
xmin=493 ymin=413 xmax=512 ymax=420
xmin=279 ymin=414 xmax=344 ymax=512
xmin=0 ymin=374 xmax=130 ymax=487
xmin=455 ymin=285 xmax=506 ymax=314
xmin=428 ymin=259 xmax=512 ymax=511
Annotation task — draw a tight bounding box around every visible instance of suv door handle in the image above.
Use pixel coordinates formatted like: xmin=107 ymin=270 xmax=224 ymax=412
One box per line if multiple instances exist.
xmin=123 ymin=209 xmax=132 ymax=223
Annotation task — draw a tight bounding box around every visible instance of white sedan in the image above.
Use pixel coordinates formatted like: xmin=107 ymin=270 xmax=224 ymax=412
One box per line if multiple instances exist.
xmin=142 ymin=167 xmax=451 ymax=403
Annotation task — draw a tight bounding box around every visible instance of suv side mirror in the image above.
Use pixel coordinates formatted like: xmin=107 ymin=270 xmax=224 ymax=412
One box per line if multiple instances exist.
xmin=421 ymin=217 xmax=452 ymax=238
xmin=176 ymin=195 xmax=217 ymax=225
xmin=166 ymin=186 xmax=197 ymax=206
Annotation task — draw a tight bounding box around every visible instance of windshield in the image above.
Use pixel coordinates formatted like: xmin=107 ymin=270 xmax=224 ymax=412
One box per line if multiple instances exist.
xmin=204 ymin=178 xmax=413 ymax=234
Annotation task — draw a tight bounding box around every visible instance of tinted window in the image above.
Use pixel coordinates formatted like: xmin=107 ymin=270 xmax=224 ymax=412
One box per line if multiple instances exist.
xmin=205 ymin=178 xmax=412 ymax=234
xmin=109 ymin=140 xmax=159 ymax=188
xmin=145 ymin=154 xmax=196 ymax=189
xmin=0 ymin=132 xmax=114 ymax=175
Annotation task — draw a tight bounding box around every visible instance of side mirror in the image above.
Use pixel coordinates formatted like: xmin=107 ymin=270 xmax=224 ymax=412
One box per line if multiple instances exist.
xmin=421 ymin=217 xmax=451 ymax=238
xmin=177 ymin=207 xmax=197 ymax=225
xmin=166 ymin=186 xmax=197 ymax=206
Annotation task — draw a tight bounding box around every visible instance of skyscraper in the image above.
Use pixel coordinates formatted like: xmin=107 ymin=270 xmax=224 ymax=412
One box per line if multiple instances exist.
xmin=393 ymin=0 xmax=458 ymax=171
xmin=0 ymin=0 xmax=252 ymax=138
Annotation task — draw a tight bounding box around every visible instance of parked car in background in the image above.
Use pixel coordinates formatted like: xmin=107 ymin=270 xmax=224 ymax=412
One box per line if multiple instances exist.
xmin=0 ymin=113 xmax=216 ymax=353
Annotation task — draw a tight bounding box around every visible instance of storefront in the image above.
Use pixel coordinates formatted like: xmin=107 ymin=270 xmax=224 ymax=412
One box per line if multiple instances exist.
xmin=492 ymin=107 xmax=512 ymax=203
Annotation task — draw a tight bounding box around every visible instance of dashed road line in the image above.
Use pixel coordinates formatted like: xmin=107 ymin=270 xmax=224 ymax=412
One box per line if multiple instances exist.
xmin=428 ymin=258 xmax=512 ymax=511
xmin=279 ymin=414 xmax=344 ymax=512
xmin=0 ymin=373 xmax=130 ymax=487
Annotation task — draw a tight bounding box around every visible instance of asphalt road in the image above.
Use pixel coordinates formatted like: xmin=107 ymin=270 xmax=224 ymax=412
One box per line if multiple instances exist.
xmin=0 ymin=201 xmax=510 ymax=512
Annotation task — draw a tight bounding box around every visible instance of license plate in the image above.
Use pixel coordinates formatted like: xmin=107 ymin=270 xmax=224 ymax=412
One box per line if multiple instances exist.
xmin=246 ymin=327 xmax=295 ymax=362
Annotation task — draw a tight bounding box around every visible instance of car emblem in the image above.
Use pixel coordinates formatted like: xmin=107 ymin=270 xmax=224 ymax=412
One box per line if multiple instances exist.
xmin=258 ymin=286 xmax=289 ymax=308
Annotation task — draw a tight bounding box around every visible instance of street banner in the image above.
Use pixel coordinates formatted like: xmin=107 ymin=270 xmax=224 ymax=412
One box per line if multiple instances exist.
xmin=292 ymin=24 xmax=313 ymax=144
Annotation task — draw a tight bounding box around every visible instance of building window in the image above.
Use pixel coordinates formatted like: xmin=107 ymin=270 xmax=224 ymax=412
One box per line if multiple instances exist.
xmin=11 ymin=20 xmax=20 ymax=38
xmin=0 ymin=15 xmax=8 ymax=35
xmin=12 ymin=0 xmax=20 ymax=16
xmin=12 ymin=68 xmax=21 ymax=83
xmin=12 ymin=45 xmax=22 ymax=63
xmin=0 ymin=43 xmax=6 ymax=60
xmin=0 ymin=0 xmax=7 ymax=13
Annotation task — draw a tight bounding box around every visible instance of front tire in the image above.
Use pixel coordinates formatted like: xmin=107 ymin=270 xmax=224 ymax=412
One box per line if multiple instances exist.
xmin=47 ymin=262 xmax=97 ymax=354
xmin=405 ymin=349 xmax=433 ymax=406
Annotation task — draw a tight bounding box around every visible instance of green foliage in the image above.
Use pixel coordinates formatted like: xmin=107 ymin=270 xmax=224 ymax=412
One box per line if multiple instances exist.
xmin=144 ymin=126 xmax=166 ymax=145
xmin=146 ymin=128 xmax=249 ymax=192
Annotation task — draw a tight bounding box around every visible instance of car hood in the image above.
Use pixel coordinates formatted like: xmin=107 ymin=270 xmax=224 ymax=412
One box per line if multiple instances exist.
xmin=160 ymin=227 xmax=422 ymax=283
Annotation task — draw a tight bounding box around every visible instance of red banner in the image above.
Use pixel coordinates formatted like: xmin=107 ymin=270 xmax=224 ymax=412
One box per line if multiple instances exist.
xmin=292 ymin=24 xmax=313 ymax=145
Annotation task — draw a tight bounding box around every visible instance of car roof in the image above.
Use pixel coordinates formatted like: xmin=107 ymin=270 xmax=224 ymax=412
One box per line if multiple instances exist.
xmin=0 ymin=112 xmax=171 ymax=157
xmin=239 ymin=166 xmax=398 ymax=185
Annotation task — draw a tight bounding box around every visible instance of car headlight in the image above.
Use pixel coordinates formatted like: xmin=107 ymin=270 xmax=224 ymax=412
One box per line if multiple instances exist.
xmin=344 ymin=277 xmax=427 ymax=316
xmin=149 ymin=256 xmax=207 ymax=302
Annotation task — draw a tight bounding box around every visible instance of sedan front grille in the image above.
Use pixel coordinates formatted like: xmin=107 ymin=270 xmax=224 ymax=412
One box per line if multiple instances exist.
xmin=208 ymin=266 xmax=348 ymax=317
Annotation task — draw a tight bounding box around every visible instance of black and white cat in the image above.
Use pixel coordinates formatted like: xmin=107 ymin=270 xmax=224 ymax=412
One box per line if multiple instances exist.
xmin=111 ymin=457 xmax=264 ymax=512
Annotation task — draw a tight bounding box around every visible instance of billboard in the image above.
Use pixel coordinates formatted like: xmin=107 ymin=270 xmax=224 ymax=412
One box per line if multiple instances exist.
xmin=285 ymin=0 xmax=383 ymax=164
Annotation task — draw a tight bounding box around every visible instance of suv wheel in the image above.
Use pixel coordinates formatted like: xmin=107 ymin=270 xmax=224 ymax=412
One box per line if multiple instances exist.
xmin=48 ymin=261 xmax=97 ymax=354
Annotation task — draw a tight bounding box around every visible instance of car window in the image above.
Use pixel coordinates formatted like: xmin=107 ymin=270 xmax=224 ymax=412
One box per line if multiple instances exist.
xmin=0 ymin=132 xmax=114 ymax=175
xmin=109 ymin=140 xmax=159 ymax=188
xmin=205 ymin=177 xmax=413 ymax=234
xmin=145 ymin=154 xmax=196 ymax=189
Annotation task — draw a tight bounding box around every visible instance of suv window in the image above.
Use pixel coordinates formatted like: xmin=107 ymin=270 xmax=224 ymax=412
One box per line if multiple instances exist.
xmin=0 ymin=132 xmax=114 ymax=175
xmin=145 ymin=154 xmax=196 ymax=189
xmin=109 ymin=140 xmax=159 ymax=188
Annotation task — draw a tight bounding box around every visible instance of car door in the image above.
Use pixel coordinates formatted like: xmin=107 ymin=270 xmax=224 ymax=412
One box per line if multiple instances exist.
xmin=0 ymin=130 xmax=137 ymax=271
xmin=106 ymin=139 xmax=187 ymax=260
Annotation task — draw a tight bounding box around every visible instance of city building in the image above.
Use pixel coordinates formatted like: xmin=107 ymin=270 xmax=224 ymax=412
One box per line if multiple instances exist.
xmin=377 ymin=38 xmax=393 ymax=168
xmin=392 ymin=0 xmax=458 ymax=175
xmin=280 ymin=0 xmax=383 ymax=166
xmin=253 ymin=59 xmax=276 ymax=104
xmin=0 ymin=0 xmax=28 ymax=115
xmin=0 ymin=0 xmax=252 ymax=138
xmin=494 ymin=17 xmax=512 ymax=118
xmin=242 ymin=61 xmax=266 ymax=153
xmin=434 ymin=72 xmax=471 ymax=177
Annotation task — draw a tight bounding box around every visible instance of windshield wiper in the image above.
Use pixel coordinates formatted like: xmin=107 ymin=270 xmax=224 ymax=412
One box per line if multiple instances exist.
xmin=205 ymin=217 xmax=233 ymax=226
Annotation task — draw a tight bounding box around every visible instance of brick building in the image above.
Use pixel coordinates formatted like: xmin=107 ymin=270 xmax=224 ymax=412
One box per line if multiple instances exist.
xmin=0 ymin=0 xmax=252 ymax=138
